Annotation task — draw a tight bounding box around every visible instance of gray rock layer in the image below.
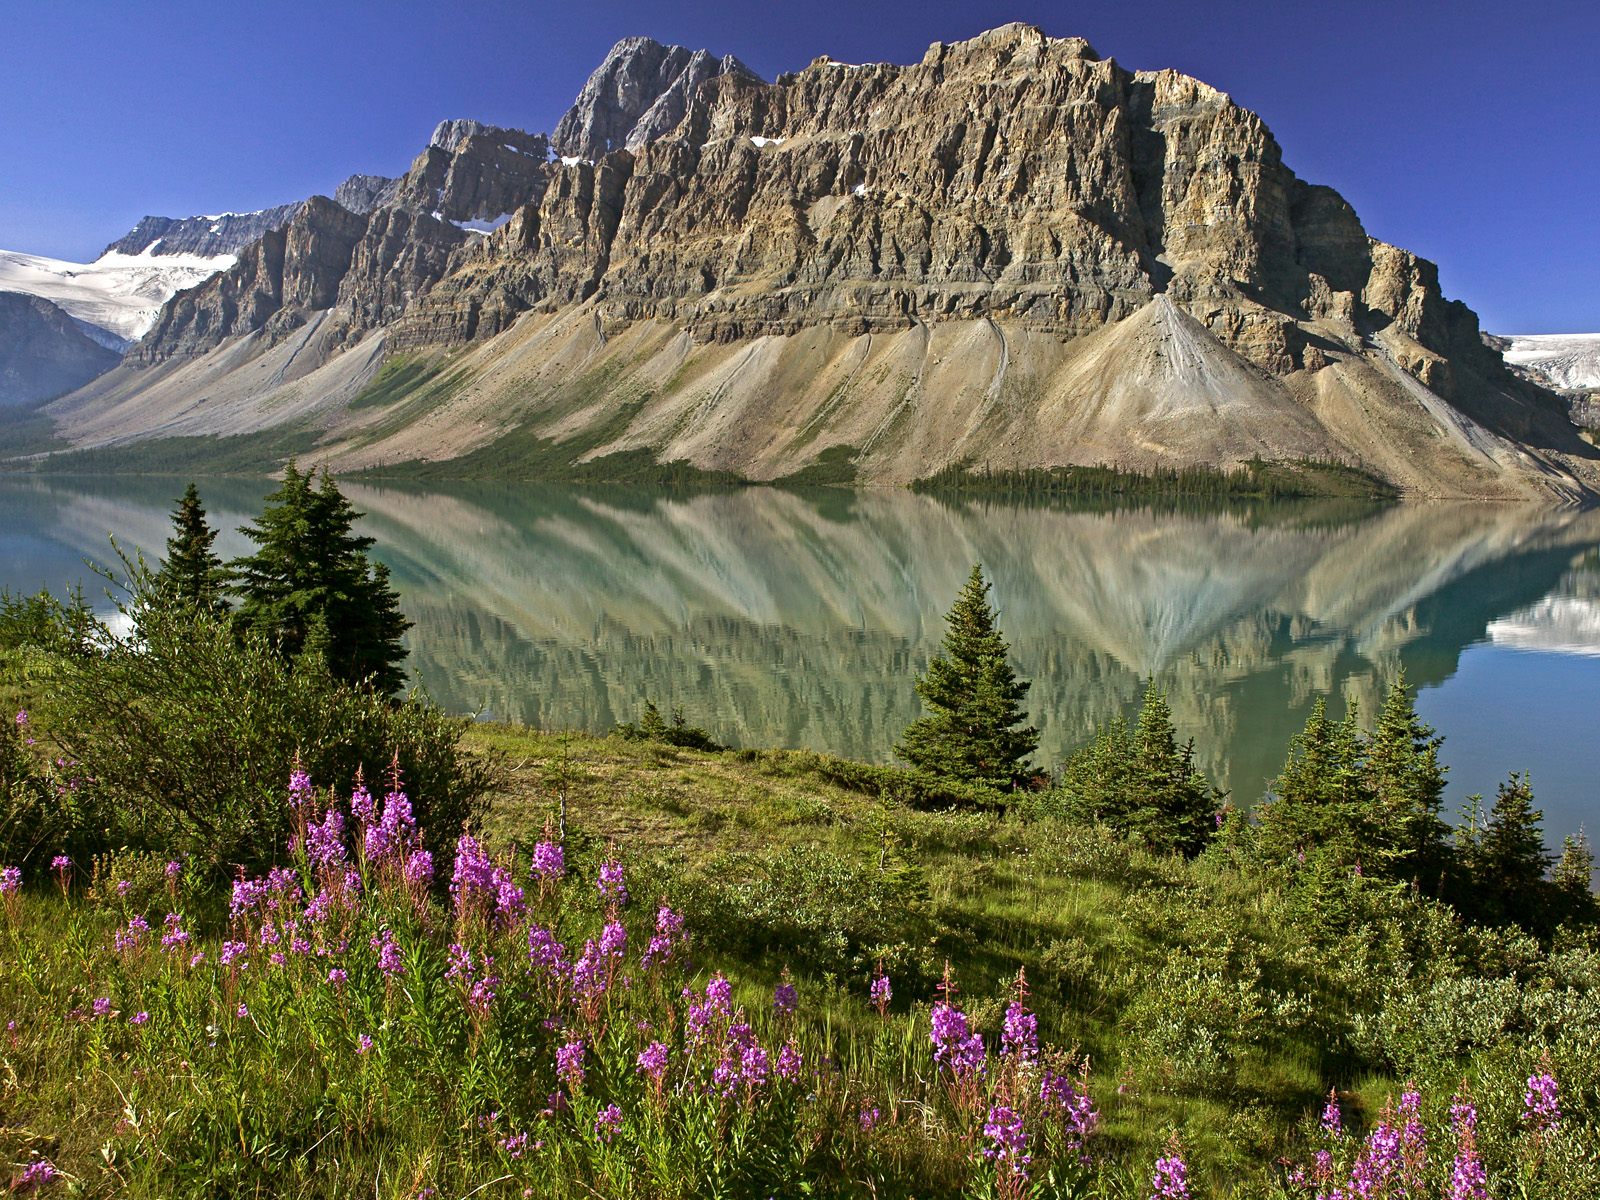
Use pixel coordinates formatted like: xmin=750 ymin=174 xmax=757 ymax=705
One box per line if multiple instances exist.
xmin=103 ymin=205 xmax=303 ymax=258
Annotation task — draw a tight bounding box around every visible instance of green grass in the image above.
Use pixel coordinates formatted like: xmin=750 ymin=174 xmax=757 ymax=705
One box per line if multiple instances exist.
xmin=27 ymin=428 xmax=323 ymax=476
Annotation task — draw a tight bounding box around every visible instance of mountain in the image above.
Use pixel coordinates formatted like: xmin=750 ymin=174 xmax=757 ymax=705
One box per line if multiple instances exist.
xmin=103 ymin=204 xmax=304 ymax=259
xmin=29 ymin=26 xmax=1600 ymax=499
xmin=0 ymin=293 xmax=120 ymax=408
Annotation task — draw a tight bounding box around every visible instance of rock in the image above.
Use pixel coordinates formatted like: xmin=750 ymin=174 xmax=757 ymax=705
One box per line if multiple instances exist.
xmin=0 ymin=292 xmax=120 ymax=408
xmin=333 ymin=174 xmax=401 ymax=215
xmin=103 ymin=205 xmax=303 ymax=258
xmin=551 ymin=37 xmax=761 ymax=159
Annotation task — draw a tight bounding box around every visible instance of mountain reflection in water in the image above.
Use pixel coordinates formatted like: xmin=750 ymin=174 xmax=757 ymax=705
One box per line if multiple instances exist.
xmin=4 ymin=476 xmax=1598 ymax=838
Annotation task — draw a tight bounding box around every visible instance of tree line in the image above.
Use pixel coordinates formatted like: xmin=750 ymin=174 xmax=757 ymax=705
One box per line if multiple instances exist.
xmin=896 ymin=565 xmax=1596 ymax=935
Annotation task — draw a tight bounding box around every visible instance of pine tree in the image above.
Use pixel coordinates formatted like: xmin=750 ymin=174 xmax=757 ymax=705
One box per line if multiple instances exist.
xmin=1366 ymin=669 xmax=1450 ymax=888
xmin=228 ymin=463 xmax=412 ymax=695
xmin=1553 ymin=830 xmax=1597 ymax=923
xmin=1127 ymin=683 xmax=1218 ymax=855
xmin=1059 ymin=683 xmax=1218 ymax=856
xmin=1256 ymin=698 xmax=1377 ymax=869
xmin=1468 ymin=772 xmax=1553 ymax=928
xmin=154 ymin=483 xmax=226 ymax=613
xmin=896 ymin=564 xmax=1037 ymax=789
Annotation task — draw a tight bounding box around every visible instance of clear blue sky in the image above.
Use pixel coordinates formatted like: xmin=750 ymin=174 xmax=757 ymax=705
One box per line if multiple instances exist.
xmin=2 ymin=0 xmax=1594 ymax=333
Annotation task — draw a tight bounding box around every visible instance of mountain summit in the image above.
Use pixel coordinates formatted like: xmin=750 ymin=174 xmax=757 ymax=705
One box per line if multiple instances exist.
xmin=24 ymin=27 xmax=1600 ymax=498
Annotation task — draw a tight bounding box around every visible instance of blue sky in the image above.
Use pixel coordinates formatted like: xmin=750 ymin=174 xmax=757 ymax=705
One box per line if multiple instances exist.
xmin=2 ymin=0 xmax=1594 ymax=332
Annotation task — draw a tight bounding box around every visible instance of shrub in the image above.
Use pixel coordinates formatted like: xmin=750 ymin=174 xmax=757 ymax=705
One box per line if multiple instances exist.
xmin=22 ymin=577 xmax=495 ymax=872
xmin=614 ymin=701 xmax=723 ymax=751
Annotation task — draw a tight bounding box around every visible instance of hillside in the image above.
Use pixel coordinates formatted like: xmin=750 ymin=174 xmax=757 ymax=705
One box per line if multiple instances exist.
xmin=30 ymin=25 xmax=1600 ymax=499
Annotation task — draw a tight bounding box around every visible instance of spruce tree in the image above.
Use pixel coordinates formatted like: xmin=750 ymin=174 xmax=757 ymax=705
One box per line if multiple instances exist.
xmin=228 ymin=463 xmax=412 ymax=695
xmin=1553 ymin=830 xmax=1597 ymax=923
xmin=155 ymin=483 xmax=226 ymax=613
xmin=896 ymin=564 xmax=1037 ymax=789
xmin=1471 ymin=772 xmax=1553 ymax=928
xmin=1256 ymin=698 xmax=1377 ymax=869
xmin=1365 ymin=669 xmax=1450 ymax=887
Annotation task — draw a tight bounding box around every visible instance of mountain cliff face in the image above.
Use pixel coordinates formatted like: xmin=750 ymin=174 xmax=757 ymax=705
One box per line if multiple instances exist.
xmin=0 ymin=293 xmax=120 ymax=407
xmin=40 ymin=26 xmax=1600 ymax=499
xmin=104 ymin=205 xmax=304 ymax=258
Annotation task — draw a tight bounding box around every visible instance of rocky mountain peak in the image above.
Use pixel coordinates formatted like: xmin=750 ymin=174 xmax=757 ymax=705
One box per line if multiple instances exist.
xmin=333 ymin=173 xmax=401 ymax=216
xmin=102 ymin=205 xmax=303 ymax=258
xmin=551 ymin=36 xmax=762 ymax=159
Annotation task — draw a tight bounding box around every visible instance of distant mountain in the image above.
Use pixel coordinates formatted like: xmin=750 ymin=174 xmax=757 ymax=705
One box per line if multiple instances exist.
xmin=103 ymin=204 xmax=304 ymax=259
xmin=0 ymin=293 xmax=120 ymax=408
xmin=23 ymin=27 xmax=1600 ymax=500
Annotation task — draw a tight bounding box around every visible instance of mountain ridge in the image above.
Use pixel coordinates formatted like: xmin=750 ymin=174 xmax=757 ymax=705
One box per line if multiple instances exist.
xmin=19 ymin=26 xmax=1600 ymax=500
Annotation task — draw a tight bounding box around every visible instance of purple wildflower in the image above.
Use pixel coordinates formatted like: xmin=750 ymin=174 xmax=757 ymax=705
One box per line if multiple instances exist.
xmin=288 ymin=765 xmax=314 ymax=811
xmin=530 ymin=840 xmax=564 ymax=883
xmin=527 ymin=924 xmax=568 ymax=974
xmin=160 ymin=913 xmax=191 ymax=951
xmin=870 ymin=971 xmax=891 ymax=1014
xmin=164 ymin=860 xmax=181 ymax=881
xmin=1001 ymin=1000 xmax=1038 ymax=1065
xmin=774 ymin=981 xmax=798 ymax=1016
xmin=740 ymin=1044 xmax=771 ymax=1090
xmin=1 ymin=865 xmax=23 ymax=896
xmin=1040 ymin=1069 xmax=1099 ymax=1149
xmin=858 ymin=1105 xmax=881 ymax=1131
xmin=113 ymin=914 xmax=150 ymax=953
xmin=17 ymin=1158 xmax=58 ymax=1189
xmin=92 ymin=997 xmax=112 ymax=1018
xmin=449 ymin=835 xmax=496 ymax=921
xmin=1524 ymin=1069 xmax=1560 ymax=1132
xmin=1151 ymin=1152 xmax=1190 ymax=1199
xmin=597 ymin=860 xmax=628 ymax=907
xmin=357 ymin=1033 xmax=374 ymax=1055
xmin=599 ymin=919 xmax=627 ymax=960
xmin=1321 ymin=1089 xmax=1343 ymax=1136
xmin=498 ymin=1131 xmax=530 ymax=1160
xmin=372 ymin=928 xmax=405 ymax=977
xmin=306 ymin=805 xmax=346 ymax=869
xmin=982 ymin=1104 xmax=1031 ymax=1179
xmin=594 ymin=1103 xmax=623 ymax=1143
xmin=403 ymin=849 xmax=434 ymax=890
xmin=1450 ymin=1094 xmax=1478 ymax=1135
xmin=327 ymin=968 xmax=347 ymax=990
xmin=219 ymin=940 xmax=247 ymax=967
xmin=705 ymin=972 xmax=733 ymax=1016
xmin=556 ymin=1038 xmax=586 ymax=1089
xmin=777 ymin=1039 xmax=803 ymax=1081
xmin=236 ymin=1003 xmax=249 ymax=1018
xmin=930 ymin=1001 xmax=986 ymax=1079
xmin=636 ymin=1040 xmax=669 ymax=1080
xmin=129 ymin=1011 xmax=149 ymax=1026
xmin=51 ymin=855 xmax=71 ymax=872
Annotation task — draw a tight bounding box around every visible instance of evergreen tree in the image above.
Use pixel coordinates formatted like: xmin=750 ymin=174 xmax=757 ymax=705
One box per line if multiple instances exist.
xmin=1256 ymin=698 xmax=1379 ymax=870
xmin=1059 ymin=682 xmax=1218 ymax=856
xmin=896 ymin=564 xmax=1037 ymax=789
xmin=228 ymin=463 xmax=412 ymax=695
xmin=1553 ymin=830 xmax=1597 ymax=923
xmin=1460 ymin=773 xmax=1554 ymax=929
xmin=1365 ymin=669 xmax=1451 ymax=888
xmin=154 ymin=483 xmax=226 ymax=612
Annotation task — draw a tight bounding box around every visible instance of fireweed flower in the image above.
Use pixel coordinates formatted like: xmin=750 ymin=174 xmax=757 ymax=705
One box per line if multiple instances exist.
xmin=327 ymin=968 xmax=348 ymax=990
xmin=164 ymin=860 xmax=181 ymax=882
xmin=599 ymin=920 xmax=627 ymax=960
xmin=288 ymin=765 xmax=314 ymax=812
xmin=449 ymin=835 xmax=496 ymax=921
xmin=114 ymin=914 xmax=150 ymax=953
xmin=705 ymin=972 xmax=734 ymax=1017
xmin=357 ymin=1033 xmax=374 ymax=1055
xmin=17 ymin=1159 xmax=58 ymax=1188
xmin=642 ymin=905 xmax=683 ymax=968
xmin=1450 ymin=1094 xmax=1478 ymax=1134
xmin=372 ymin=928 xmax=405 ymax=977
xmin=306 ymin=806 xmax=346 ymax=869
xmin=1321 ymin=1089 xmax=1343 ymax=1136
xmin=1040 ymin=1069 xmax=1099 ymax=1149
xmin=219 ymin=940 xmax=247 ymax=967
xmin=0 ymin=865 xmax=23 ymax=896
xmin=740 ymin=1044 xmax=771 ymax=1090
xmin=859 ymin=1106 xmax=881 ymax=1132
xmin=1449 ymin=1119 xmax=1489 ymax=1200
xmin=403 ymin=850 xmax=434 ymax=890
xmin=870 ymin=971 xmax=891 ymax=1015
xmin=594 ymin=1103 xmax=623 ymax=1143
xmin=527 ymin=924 xmax=568 ymax=975
xmin=556 ymin=1038 xmax=586 ymax=1089
xmin=160 ymin=913 xmax=191 ymax=951
xmin=636 ymin=1041 xmax=669 ymax=1080
xmin=777 ymin=1039 xmax=803 ymax=1081
xmin=982 ymin=1104 xmax=1030 ymax=1179
xmin=1002 ymin=1000 xmax=1038 ymax=1065
xmin=530 ymin=840 xmax=565 ymax=885
xmin=1524 ymin=1068 xmax=1560 ymax=1132
xmin=92 ymin=997 xmax=112 ymax=1018
xmin=129 ymin=1011 xmax=149 ymax=1026
xmin=930 ymin=1002 xmax=986 ymax=1079
xmin=1151 ymin=1152 xmax=1190 ymax=1199
xmin=774 ymin=980 xmax=798 ymax=1016
xmin=597 ymin=860 xmax=628 ymax=907
xmin=498 ymin=1131 xmax=530 ymax=1159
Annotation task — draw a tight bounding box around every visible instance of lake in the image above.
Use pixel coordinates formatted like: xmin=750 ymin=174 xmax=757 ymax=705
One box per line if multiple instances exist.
xmin=3 ymin=475 xmax=1598 ymax=846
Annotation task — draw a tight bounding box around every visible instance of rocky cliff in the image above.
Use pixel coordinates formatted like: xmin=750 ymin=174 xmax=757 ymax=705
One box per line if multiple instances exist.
xmin=0 ymin=293 xmax=120 ymax=407
xmin=104 ymin=204 xmax=304 ymax=258
xmin=41 ymin=27 xmax=1600 ymax=499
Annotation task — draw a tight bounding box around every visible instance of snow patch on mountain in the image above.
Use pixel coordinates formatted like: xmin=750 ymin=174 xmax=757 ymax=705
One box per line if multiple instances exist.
xmin=1498 ymin=333 xmax=1600 ymax=391
xmin=0 ymin=248 xmax=234 ymax=347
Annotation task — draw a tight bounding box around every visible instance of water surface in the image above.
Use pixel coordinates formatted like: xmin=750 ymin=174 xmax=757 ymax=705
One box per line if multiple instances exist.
xmin=3 ymin=476 xmax=1597 ymax=845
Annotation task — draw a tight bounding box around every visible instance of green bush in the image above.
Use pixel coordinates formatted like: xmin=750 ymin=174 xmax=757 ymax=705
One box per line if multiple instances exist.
xmin=18 ymin=577 xmax=496 ymax=872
